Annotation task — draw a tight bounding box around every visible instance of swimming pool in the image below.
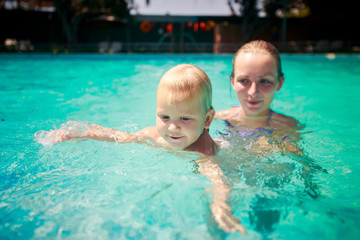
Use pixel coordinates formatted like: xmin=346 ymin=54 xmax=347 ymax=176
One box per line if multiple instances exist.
xmin=1 ymin=53 xmax=359 ymax=239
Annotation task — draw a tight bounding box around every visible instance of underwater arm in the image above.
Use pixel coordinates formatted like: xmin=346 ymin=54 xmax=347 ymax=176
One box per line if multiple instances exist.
xmin=251 ymin=125 xmax=305 ymax=156
xmin=280 ymin=137 xmax=304 ymax=155
xmin=196 ymin=157 xmax=246 ymax=234
xmin=276 ymin=118 xmax=305 ymax=155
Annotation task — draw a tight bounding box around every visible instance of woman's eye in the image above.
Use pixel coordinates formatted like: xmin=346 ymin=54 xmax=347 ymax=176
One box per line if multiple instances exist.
xmin=238 ymin=79 xmax=249 ymax=85
xmin=260 ymin=79 xmax=272 ymax=85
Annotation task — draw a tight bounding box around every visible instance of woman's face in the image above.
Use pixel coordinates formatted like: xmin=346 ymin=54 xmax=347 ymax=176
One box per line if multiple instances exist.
xmin=231 ymin=52 xmax=283 ymax=117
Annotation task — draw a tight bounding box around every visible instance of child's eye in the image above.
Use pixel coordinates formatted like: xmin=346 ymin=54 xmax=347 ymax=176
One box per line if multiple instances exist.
xmin=180 ymin=117 xmax=191 ymax=121
xmin=160 ymin=115 xmax=169 ymax=120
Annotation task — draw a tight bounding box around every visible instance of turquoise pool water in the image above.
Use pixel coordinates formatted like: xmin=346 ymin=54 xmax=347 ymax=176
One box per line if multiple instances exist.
xmin=1 ymin=53 xmax=359 ymax=239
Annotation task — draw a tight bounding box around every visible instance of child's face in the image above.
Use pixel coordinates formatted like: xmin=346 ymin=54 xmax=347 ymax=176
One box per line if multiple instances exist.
xmin=156 ymin=92 xmax=209 ymax=151
xmin=231 ymin=52 xmax=283 ymax=117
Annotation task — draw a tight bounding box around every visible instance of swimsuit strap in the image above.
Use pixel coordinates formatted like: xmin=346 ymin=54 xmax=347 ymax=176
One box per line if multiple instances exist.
xmin=229 ymin=106 xmax=273 ymax=126
xmin=227 ymin=106 xmax=242 ymax=120
xmin=266 ymin=110 xmax=273 ymax=127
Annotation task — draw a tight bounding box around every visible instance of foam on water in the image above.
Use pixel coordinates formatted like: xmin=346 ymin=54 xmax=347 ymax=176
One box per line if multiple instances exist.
xmin=35 ymin=121 xmax=91 ymax=146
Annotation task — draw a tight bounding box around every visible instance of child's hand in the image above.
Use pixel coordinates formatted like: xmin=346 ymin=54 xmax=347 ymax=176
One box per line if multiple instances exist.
xmin=35 ymin=129 xmax=78 ymax=146
xmin=48 ymin=129 xmax=78 ymax=143
xmin=210 ymin=202 xmax=246 ymax=234
xmin=35 ymin=121 xmax=90 ymax=146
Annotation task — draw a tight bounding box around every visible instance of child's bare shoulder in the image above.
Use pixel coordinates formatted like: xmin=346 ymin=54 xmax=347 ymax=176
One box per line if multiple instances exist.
xmin=137 ymin=126 xmax=168 ymax=147
xmin=134 ymin=126 xmax=164 ymax=145
xmin=136 ymin=126 xmax=158 ymax=137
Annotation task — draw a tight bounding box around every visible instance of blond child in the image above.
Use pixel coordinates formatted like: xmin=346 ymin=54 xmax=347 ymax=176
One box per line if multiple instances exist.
xmin=35 ymin=64 xmax=246 ymax=234
xmin=37 ymin=64 xmax=216 ymax=155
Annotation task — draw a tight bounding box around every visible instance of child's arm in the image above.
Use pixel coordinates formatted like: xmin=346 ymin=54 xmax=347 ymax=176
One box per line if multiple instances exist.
xmin=35 ymin=121 xmax=157 ymax=146
xmin=77 ymin=124 xmax=143 ymax=143
xmin=196 ymin=157 xmax=246 ymax=234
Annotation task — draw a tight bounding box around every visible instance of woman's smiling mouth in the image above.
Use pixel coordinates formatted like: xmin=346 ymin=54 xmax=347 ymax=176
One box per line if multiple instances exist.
xmin=247 ymin=100 xmax=262 ymax=106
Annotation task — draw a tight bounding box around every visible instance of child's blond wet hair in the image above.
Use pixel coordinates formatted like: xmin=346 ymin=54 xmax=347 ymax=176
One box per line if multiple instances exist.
xmin=157 ymin=64 xmax=212 ymax=114
xmin=231 ymin=40 xmax=284 ymax=79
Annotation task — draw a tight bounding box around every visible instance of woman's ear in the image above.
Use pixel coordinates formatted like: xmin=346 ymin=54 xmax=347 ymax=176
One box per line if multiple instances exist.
xmin=204 ymin=107 xmax=215 ymax=129
xmin=230 ymin=76 xmax=235 ymax=88
xmin=277 ymin=76 xmax=284 ymax=91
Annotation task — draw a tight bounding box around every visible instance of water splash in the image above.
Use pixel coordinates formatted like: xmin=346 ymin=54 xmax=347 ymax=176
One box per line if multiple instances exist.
xmin=35 ymin=121 xmax=90 ymax=146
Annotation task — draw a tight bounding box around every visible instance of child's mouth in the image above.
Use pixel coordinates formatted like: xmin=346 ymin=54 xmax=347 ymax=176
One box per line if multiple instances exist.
xmin=170 ymin=136 xmax=183 ymax=140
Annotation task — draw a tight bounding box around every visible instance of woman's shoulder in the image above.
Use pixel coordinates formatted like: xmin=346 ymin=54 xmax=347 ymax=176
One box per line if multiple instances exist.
xmin=271 ymin=111 xmax=299 ymax=128
xmin=215 ymin=107 xmax=240 ymax=120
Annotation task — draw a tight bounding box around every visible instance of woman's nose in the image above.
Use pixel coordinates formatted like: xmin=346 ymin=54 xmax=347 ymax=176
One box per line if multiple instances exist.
xmin=248 ymin=82 xmax=258 ymax=95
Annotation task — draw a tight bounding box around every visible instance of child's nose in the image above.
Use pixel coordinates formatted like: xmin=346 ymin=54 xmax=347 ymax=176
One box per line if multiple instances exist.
xmin=168 ymin=122 xmax=180 ymax=131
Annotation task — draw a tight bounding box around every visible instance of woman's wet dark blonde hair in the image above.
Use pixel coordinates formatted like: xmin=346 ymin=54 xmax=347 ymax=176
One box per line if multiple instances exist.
xmin=231 ymin=40 xmax=284 ymax=79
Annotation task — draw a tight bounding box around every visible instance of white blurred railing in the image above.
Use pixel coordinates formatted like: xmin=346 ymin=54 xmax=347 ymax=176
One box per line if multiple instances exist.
xmin=2 ymin=40 xmax=360 ymax=53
